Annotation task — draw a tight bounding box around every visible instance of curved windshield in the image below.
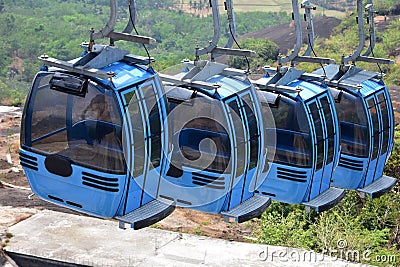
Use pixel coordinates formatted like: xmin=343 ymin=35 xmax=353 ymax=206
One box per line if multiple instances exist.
xmin=166 ymin=87 xmax=231 ymax=174
xmin=332 ymin=89 xmax=369 ymax=157
xmin=261 ymin=92 xmax=311 ymax=168
xmin=24 ymin=72 xmax=124 ymax=173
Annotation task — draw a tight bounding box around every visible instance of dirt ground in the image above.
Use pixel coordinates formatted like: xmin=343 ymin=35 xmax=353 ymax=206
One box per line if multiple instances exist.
xmin=0 ymin=110 xmax=260 ymax=253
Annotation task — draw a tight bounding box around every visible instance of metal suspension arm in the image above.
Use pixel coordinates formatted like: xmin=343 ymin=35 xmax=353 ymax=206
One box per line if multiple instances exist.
xmin=279 ymin=0 xmax=302 ymax=65
xmin=196 ymin=0 xmax=221 ymax=58
xmin=302 ymin=0 xmax=315 ymax=57
xmin=91 ymin=0 xmax=117 ymax=41
xmin=292 ymin=0 xmax=333 ymax=64
xmin=343 ymin=0 xmax=393 ymax=65
xmin=342 ymin=0 xmax=365 ymax=64
xmin=223 ymin=0 xmax=236 ymax=49
xmin=362 ymin=0 xmax=375 ymax=57
xmin=124 ymin=0 xmax=137 ymax=34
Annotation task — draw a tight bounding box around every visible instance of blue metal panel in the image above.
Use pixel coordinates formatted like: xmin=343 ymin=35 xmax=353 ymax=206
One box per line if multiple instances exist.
xmin=256 ymin=163 xmax=312 ymax=204
xmin=100 ymin=62 xmax=155 ymax=90
xmin=333 ymin=154 xmax=368 ymax=189
xmin=21 ymin=148 xmax=126 ymax=218
xmin=206 ymin=75 xmax=251 ymax=98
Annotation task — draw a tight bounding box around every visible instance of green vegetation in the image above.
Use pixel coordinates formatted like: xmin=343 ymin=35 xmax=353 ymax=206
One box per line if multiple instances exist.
xmin=0 ymin=0 xmax=290 ymax=104
xmin=253 ymin=126 xmax=400 ymax=266
xmin=292 ymin=13 xmax=400 ymax=86
xmin=227 ymin=38 xmax=280 ymax=70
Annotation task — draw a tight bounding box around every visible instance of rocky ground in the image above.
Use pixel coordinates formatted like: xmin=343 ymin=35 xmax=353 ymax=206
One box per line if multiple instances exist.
xmin=0 ymin=109 xmax=260 ymax=266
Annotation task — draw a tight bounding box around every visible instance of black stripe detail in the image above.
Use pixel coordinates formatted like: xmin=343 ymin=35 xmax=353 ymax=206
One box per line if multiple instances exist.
xmin=277 ymin=175 xmax=308 ymax=183
xmin=276 ymin=167 xmax=307 ymax=175
xmin=82 ymin=172 xmax=119 ymax=182
xmin=19 ymin=157 xmax=38 ymax=167
xmin=48 ymin=195 xmax=64 ymax=203
xmin=192 ymin=172 xmax=224 ymax=180
xmin=338 ymin=163 xmax=364 ymax=171
xmin=159 ymin=195 xmax=175 ymax=202
xmin=261 ymin=191 xmax=276 ymax=197
xmin=277 ymin=170 xmax=307 ymax=179
xmin=82 ymin=181 xmax=119 ymax=192
xmin=339 ymin=158 xmax=363 ymax=168
xmin=82 ymin=177 xmax=119 ymax=187
xmin=66 ymin=201 xmax=83 ymax=208
xmin=192 ymin=181 xmax=225 ymax=190
xmin=19 ymin=152 xmax=37 ymax=161
xmin=177 ymin=199 xmax=192 ymax=205
xmin=192 ymin=176 xmax=225 ymax=185
xmin=20 ymin=162 xmax=38 ymax=171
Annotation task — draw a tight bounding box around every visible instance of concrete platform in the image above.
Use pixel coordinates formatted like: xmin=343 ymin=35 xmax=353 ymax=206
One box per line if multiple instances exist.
xmin=4 ymin=210 xmax=366 ymax=266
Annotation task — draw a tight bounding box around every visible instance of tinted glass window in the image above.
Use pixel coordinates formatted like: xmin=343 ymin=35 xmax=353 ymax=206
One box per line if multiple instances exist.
xmin=28 ymin=73 xmax=124 ymax=173
xmin=267 ymin=94 xmax=312 ymax=168
xmin=168 ymin=90 xmax=231 ymax=174
xmin=242 ymin=94 xmax=259 ymax=169
xmin=310 ymin=102 xmax=324 ymax=142
xmin=309 ymin=101 xmax=325 ymax=170
xmin=141 ymin=83 xmax=162 ymax=169
xmin=30 ymin=74 xmax=68 ymax=151
xmin=127 ymin=91 xmax=146 ymax=177
xmin=335 ymin=91 xmax=368 ymax=125
xmin=228 ymin=99 xmax=246 ymax=177
xmin=378 ymin=94 xmax=390 ymax=155
xmin=334 ymin=91 xmax=369 ymax=157
xmin=320 ymin=97 xmax=335 ymax=164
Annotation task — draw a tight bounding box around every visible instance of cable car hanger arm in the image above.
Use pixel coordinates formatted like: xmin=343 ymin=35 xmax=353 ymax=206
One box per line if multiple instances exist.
xmin=89 ymin=0 xmax=155 ymax=47
xmin=195 ymin=0 xmax=255 ymax=60
xmin=342 ymin=0 xmax=393 ymax=65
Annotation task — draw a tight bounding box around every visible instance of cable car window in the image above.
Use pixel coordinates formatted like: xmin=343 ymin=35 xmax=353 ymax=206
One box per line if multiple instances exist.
xmin=377 ymin=93 xmax=390 ymax=155
xmin=28 ymin=73 xmax=124 ymax=173
xmin=141 ymin=83 xmax=162 ymax=169
xmin=369 ymin=102 xmax=380 ymax=160
xmin=309 ymin=102 xmax=325 ymax=170
xmin=171 ymin=94 xmax=231 ymax=174
xmin=268 ymin=95 xmax=312 ymax=168
xmin=368 ymin=98 xmax=375 ymax=108
xmin=228 ymin=99 xmax=246 ymax=177
xmin=372 ymin=134 xmax=380 ymax=160
xmin=316 ymin=141 xmax=324 ymax=170
xmin=380 ymin=98 xmax=390 ymax=155
xmin=309 ymin=102 xmax=324 ymax=142
xmin=378 ymin=93 xmax=386 ymax=104
xmin=30 ymin=76 xmax=68 ymax=152
xmin=327 ymin=137 xmax=335 ymax=164
xmin=320 ymin=97 xmax=335 ymax=164
xmin=127 ymin=91 xmax=145 ymax=177
xmin=320 ymin=97 xmax=334 ymax=137
xmin=382 ymin=129 xmax=389 ymax=155
xmin=335 ymin=91 xmax=369 ymax=157
xmin=123 ymin=91 xmax=135 ymax=106
xmin=242 ymin=94 xmax=259 ymax=169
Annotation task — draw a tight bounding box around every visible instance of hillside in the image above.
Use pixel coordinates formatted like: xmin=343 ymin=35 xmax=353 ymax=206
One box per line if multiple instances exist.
xmin=240 ymin=16 xmax=341 ymax=54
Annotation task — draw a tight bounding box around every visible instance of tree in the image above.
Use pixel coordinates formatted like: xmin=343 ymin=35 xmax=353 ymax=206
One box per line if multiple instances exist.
xmin=228 ymin=38 xmax=279 ymax=71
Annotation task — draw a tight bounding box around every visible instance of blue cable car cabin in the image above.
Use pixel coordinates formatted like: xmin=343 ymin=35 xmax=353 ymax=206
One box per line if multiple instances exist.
xmin=20 ymin=57 xmax=178 ymax=230
xmin=254 ymin=70 xmax=345 ymax=212
xmin=158 ymin=62 xmax=272 ymax=222
xmin=314 ymin=64 xmax=396 ymax=197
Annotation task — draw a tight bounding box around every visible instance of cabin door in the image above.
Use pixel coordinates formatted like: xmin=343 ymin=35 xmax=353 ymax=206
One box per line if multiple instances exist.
xmin=119 ymin=78 xmax=167 ymax=213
